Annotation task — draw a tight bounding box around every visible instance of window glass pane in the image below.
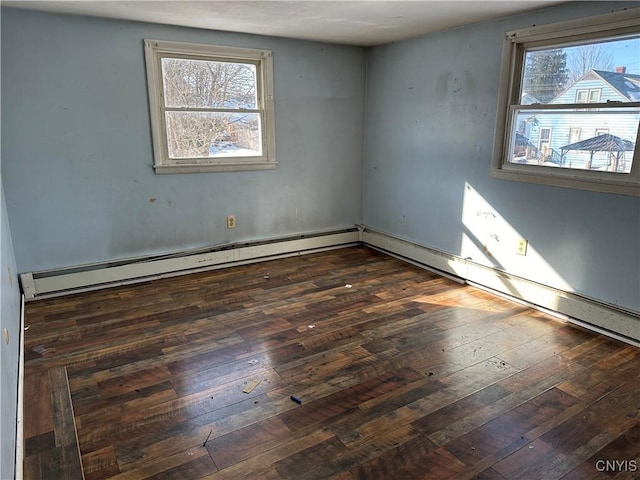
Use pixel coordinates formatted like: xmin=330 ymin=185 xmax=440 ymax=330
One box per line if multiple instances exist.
xmin=569 ymin=128 xmax=581 ymax=143
xmin=509 ymin=107 xmax=639 ymax=173
xmin=161 ymin=58 xmax=257 ymax=109
xmin=165 ymin=111 xmax=262 ymax=159
xmin=588 ymin=89 xmax=601 ymax=103
xmin=521 ymin=36 xmax=640 ymax=104
xmin=575 ymin=90 xmax=588 ymax=103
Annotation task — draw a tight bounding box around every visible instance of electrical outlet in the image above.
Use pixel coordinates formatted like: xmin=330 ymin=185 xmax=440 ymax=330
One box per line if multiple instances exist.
xmin=516 ymin=237 xmax=528 ymax=256
xmin=227 ymin=215 xmax=236 ymax=229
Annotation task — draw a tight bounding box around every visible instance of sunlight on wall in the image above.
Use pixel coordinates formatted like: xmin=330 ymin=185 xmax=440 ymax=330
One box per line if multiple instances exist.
xmin=454 ymin=182 xmax=573 ymax=295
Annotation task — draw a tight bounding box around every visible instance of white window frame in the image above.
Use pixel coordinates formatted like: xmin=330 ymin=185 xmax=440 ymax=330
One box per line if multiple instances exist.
xmin=491 ymin=8 xmax=640 ymax=196
xmin=569 ymin=127 xmax=581 ymax=144
xmin=144 ymin=39 xmax=276 ymax=174
xmin=575 ymin=89 xmax=588 ymax=103
xmin=538 ymin=127 xmax=552 ymax=152
xmin=587 ymin=88 xmax=601 ymax=103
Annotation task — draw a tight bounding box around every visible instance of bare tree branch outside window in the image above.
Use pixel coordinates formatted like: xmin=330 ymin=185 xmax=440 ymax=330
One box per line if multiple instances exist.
xmin=161 ymin=58 xmax=261 ymax=159
xmin=567 ymin=44 xmax=614 ymax=83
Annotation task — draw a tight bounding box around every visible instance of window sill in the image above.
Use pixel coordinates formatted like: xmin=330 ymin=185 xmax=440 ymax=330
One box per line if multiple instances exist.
xmin=490 ymin=168 xmax=640 ymax=196
xmin=154 ymin=161 xmax=278 ymax=174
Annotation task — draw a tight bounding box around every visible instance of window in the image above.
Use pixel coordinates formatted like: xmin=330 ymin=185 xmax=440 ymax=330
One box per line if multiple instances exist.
xmin=144 ymin=40 xmax=276 ymax=173
xmin=588 ymin=89 xmax=601 ymax=103
xmin=569 ymin=128 xmax=581 ymax=143
xmin=575 ymin=89 xmax=588 ymax=103
xmin=539 ymin=128 xmax=552 ymax=152
xmin=576 ymin=88 xmax=602 ymax=104
xmin=491 ymin=8 xmax=640 ymax=195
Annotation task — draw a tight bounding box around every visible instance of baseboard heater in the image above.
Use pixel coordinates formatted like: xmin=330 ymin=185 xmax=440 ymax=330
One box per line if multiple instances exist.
xmin=361 ymin=227 xmax=640 ymax=345
xmin=20 ymin=228 xmax=361 ymax=300
xmin=19 ymin=225 xmax=639 ymax=345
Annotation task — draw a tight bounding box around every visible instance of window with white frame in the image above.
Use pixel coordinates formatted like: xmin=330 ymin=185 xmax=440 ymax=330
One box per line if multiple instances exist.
xmin=491 ymin=8 xmax=640 ymax=195
xmin=569 ymin=128 xmax=581 ymax=144
xmin=588 ymin=89 xmax=602 ymax=103
xmin=575 ymin=88 xmax=603 ymax=104
xmin=144 ymin=40 xmax=276 ymax=173
xmin=575 ymin=89 xmax=588 ymax=103
xmin=539 ymin=127 xmax=552 ymax=153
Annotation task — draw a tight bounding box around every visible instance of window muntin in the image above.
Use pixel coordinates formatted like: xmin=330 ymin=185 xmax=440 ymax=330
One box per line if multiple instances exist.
xmin=492 ymin=9 xmax=640 ymax=195
xmin=144 ymin=40 xmax=276 ymax=173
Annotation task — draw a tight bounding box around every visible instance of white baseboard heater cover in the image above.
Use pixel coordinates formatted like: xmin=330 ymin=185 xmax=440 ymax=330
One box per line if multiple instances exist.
xmin=362 ymin=227 xmax=640 ymax=344
xmin=20 ymin=229 xmax=361 ymax=300
xmin=19 ymin=225 xmax=639 ymax=344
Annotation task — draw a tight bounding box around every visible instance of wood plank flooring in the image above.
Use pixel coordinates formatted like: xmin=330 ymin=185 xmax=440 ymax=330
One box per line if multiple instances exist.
xmin=23 ymin=246 xmax=640 ymax=479
xmin=24 ymin=367 xmax=85 ymax=479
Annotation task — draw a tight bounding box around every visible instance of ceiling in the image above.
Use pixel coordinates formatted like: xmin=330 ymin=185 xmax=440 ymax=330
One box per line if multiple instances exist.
xmin=2 ymin=1 xmax=567 ymax=47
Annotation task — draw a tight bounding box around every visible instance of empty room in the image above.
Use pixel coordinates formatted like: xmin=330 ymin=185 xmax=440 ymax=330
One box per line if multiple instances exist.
xmin=1 ymin=1 xmax=639 ymax=479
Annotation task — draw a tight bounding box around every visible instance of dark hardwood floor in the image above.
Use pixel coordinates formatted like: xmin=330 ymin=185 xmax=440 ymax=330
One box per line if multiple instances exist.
xmin=23 ymin=246 xmax=640 ymax=479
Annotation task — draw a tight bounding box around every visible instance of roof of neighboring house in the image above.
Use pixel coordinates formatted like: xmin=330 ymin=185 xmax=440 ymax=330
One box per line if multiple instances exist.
xmin=560 ymin=133 xmax=635 ymax=153
xmin=521 ymin=92 xmax=541 ymax=105
xmin=593 ymin=70 xmax=640 ymax=101
xmin=549 ymin=69 xmax=640 ymax=103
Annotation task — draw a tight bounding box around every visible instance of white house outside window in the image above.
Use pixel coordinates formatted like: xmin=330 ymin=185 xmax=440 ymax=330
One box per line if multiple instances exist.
xmin=491 ymin=8 xmax=640 ymax=195
xmin=144 ymin=40 xmax=276 ymax=173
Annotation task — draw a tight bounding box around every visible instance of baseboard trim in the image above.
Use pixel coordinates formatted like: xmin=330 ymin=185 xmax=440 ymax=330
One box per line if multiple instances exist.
xmin=18 ymin=225 xmax=639 ymax=343
xmin=15 ymin=295 xmax=25 ymax=480
xmin=361 ymin=227 xmax=640 ymax=343
xmin=20 ymin=229 xmax=360 ymax=300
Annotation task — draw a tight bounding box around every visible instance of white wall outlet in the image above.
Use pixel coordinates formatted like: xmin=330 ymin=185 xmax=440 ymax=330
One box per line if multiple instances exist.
xmin=227 ymin=215 xmax=236 ymax=229
xmin=516 ymin=237 xmax=528 ymax=256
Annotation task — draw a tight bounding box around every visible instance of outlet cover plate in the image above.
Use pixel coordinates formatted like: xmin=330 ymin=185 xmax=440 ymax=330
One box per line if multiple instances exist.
xmin=516 ymin=237 xmax=528 ymax=256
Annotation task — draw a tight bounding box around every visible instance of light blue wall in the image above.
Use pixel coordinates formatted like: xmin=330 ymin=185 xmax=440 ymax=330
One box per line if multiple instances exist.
xmin=2 ymin=4 xmax=639 ymax=312
xmin=1 ymin=2 xmax=637 ymax=475
xmin=363 ymin=1 xmax=640 ymax=312
xmin=1 ymin=8 xmax=365 ymax=273
xmin=0 ymin=182 xmax=21 ymax=479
